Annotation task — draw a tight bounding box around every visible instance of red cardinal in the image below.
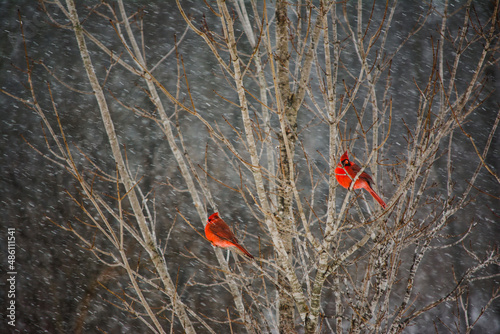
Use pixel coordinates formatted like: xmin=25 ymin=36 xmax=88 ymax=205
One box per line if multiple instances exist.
xmin=205 ymin=212 xmax=254 ymax=259
xmin=335 ymin=151 xmax=387 ymax=209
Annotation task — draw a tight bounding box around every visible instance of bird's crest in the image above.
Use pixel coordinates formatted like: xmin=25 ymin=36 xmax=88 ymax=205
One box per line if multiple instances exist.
xmin=208 ymin=212 xmax=219 ymax=222
xmin=341 ymin=151 xmax=350 ymax=163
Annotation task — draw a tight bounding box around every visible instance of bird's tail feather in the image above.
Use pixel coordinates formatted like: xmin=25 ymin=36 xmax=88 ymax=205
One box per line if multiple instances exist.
xmin=234 ymin=244 xmax=254 ymax=259
xmin=366 ymin=186 xmax=387 ymax=209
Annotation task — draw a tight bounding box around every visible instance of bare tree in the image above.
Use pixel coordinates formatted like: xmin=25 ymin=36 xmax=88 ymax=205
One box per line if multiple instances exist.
xmin=4 ymin=0 xmax=499 ymax=332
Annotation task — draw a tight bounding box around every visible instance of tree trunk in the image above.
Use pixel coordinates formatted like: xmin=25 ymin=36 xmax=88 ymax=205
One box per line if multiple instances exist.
xmin=275 ymin=0 xmax=298 ymax=332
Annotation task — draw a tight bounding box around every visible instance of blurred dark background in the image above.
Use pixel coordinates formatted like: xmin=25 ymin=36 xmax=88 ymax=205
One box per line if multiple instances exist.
xmin=1 ymin=1 xmax=499 ymax=332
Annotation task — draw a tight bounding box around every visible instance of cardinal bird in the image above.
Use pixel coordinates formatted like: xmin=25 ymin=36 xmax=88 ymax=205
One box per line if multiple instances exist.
xmin=335 ymin=151 xmax=387 ymax=209
xmin=204 ymin=212 xmax=254 ymax=259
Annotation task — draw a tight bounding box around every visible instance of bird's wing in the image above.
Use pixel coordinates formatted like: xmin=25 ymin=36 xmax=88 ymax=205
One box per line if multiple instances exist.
xmin=209 ymin=222 xmax=239 ymax=243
